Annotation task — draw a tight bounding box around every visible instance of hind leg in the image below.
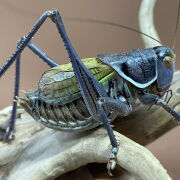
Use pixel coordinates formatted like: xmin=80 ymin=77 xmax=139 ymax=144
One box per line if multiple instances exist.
xmin=46 ymin=9 xmax=133 ymax=175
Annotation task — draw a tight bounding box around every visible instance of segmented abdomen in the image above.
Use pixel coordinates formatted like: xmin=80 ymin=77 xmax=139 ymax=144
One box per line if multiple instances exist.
xmin=19 ymin=94 xmax=101 ymax=131
xmin=18 ymin=57 xmax=115 ymax=131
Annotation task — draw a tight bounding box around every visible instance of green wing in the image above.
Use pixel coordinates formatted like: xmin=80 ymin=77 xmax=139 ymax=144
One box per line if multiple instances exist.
xmin=38 ymin=57 xmax=115 ymax=105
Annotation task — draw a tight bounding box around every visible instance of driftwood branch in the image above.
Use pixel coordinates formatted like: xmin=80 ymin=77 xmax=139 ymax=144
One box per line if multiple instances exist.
xmin=0 ymin=99 xmax=176 ymax=180
xmin=2 ymin=73 xmax=180 ymax=180
xmin=139 ymin=0 xmax=161 ymax=47
xmin=0 ymin=0 xmax=178 ymax=179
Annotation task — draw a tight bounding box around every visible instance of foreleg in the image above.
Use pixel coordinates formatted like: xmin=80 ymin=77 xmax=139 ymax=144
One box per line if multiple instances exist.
xmin=139 ymin=93 xmax=180 ymax=121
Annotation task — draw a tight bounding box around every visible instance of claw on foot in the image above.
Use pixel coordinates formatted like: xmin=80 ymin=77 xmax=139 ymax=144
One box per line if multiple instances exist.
xmin=0 ymin=126 xmax=14 ymax=142
xmin=107 ymin=147 xmax=118 ymax=176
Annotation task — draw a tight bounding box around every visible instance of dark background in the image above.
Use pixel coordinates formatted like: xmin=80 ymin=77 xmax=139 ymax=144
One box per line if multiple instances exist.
xmin=0 ymin=0 xmax=180 ymax=179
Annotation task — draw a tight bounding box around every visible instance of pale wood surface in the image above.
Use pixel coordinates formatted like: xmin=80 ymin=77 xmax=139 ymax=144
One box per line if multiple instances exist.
xmin=1 ymin=71 xmax=179 ymax=180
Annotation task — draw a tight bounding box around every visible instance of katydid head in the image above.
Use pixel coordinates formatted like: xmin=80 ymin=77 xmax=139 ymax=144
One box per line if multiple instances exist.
xmin=153 ymin=46 xmax=176 ymax=94
xmin=148 ymin=0 xmax=180 ymax=98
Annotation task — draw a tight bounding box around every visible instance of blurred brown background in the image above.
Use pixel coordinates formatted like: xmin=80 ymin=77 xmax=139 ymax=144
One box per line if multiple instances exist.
xmin=0 ymin=0 xmax=180 ymax=179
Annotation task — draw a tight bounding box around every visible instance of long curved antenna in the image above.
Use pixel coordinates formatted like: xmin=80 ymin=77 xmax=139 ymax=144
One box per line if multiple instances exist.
xmin=172 ymin=0 xmax=180 ymax=49
xmin=64 ymin=17 xmax=162 ymax=46
xmin=1 ymin=1 xmax=162 ymax=46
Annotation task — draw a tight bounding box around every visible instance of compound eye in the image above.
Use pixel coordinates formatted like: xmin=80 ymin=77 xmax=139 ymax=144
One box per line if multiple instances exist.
xmin=163 ymin=55 xmax=175 ymax=69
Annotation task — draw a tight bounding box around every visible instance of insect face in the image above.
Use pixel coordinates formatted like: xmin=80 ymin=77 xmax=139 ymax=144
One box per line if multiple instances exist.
xmin=153 ymin=46 xmax=176 ymax=93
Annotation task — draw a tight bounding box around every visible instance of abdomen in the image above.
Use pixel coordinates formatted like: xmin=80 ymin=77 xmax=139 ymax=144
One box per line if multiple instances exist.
xmin=18 ymin=57 xmax=116 ymax=131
